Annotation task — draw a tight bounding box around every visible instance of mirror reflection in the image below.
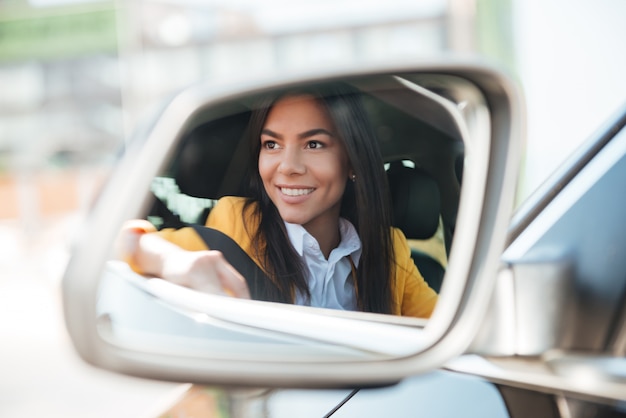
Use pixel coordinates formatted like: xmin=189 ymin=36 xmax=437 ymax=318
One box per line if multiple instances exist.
xmin=105 ymin=74 xmax=471 ymax=346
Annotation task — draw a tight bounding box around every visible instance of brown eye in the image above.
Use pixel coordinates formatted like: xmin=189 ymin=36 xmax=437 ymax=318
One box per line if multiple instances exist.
xmin=263 ymin=140 xmax=277 ymax=149
xmin=307 ymin=140 xmax=323 ymax=149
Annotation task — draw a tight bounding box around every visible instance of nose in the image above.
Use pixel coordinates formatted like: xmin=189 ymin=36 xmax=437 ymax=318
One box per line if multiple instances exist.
xmin=278 ymin=146 xmax=306 ymax=175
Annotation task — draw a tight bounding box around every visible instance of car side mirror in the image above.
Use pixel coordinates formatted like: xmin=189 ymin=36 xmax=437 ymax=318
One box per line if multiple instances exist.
xmin=62 ymin=59 xmax=523 ymax=387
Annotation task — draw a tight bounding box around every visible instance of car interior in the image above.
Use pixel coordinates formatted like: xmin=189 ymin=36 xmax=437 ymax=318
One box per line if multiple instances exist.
xmin=145 ymin=74 xmax=465 ymax=294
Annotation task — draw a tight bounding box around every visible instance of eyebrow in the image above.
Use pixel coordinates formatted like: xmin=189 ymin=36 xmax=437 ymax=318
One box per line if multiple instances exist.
xmin=261 ymin=128 xmax=334 ymax=140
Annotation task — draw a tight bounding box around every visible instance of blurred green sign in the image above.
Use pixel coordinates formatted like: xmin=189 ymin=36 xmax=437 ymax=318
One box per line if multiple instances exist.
xmin=0 ymin=4 xmax=118 ymax=62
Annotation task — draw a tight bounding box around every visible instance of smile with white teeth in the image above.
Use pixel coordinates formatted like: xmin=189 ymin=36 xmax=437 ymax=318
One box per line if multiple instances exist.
xmin=280 ymin=187 xmax=314 ymax=196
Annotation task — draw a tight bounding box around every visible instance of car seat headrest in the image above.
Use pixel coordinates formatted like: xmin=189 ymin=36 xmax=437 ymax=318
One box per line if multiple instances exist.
xmin=174 ymin=111 xmax=251 ymax=199
xmin=386 ymin=161 xmax=441 ymax=239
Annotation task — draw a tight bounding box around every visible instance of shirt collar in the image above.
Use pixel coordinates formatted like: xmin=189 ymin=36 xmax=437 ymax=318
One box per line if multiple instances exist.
xmin=284 ymin=218 xmax=361 ymax=264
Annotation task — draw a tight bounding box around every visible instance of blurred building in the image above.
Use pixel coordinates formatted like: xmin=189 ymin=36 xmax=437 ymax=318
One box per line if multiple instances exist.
xmin=0 ymin=0 xmax=490 ymax=231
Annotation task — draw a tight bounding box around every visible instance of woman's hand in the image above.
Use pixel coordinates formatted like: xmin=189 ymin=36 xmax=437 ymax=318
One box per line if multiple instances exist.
xmin=116 ymin=220 xmax=251 ymax=299
xmin=160 ymin=249 xmax=251 ymax=299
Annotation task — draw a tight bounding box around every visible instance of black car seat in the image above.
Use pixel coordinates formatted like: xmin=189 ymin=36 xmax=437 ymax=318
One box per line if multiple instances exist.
xmin=147 ymin=111 xmax=252 ymax=228
xmin=174 ymin=111 xmax=252 ymax=201
xmin=386 ymin=161 xmax=445 ymax=293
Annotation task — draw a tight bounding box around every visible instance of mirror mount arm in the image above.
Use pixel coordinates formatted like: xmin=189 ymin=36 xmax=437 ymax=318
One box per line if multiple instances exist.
xmin=468 ymin=259 xmax=575 ymax=356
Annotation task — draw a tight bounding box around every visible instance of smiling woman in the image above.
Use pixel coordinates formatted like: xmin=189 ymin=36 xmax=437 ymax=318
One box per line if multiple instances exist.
xmin=258 ymin=95 xmax=350 ymax=246
xmin=119 ymin=82 xmax=438 ymax=318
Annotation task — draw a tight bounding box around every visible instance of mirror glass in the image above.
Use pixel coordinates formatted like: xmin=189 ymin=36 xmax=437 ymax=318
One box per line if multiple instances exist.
xmin=96 ymin=73 xmax=489 ymax=360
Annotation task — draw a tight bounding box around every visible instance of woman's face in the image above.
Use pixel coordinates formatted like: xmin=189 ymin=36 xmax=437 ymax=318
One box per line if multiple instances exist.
xmin=258 ymin=95 xmax=351 ymax=235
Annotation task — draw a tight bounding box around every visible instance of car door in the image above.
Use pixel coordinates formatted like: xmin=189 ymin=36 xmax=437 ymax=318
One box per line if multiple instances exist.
xmin=446 ymin=103 xmax=626 ymax=417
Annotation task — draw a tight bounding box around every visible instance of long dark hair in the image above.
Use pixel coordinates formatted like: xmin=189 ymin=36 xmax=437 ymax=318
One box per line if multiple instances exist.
xmin=243 ymin=82 xmax=395 ymax=314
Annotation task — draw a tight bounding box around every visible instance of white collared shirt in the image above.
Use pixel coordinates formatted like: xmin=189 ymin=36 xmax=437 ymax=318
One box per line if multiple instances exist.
xmin=284 ymin=218 xmax=362 ymax=310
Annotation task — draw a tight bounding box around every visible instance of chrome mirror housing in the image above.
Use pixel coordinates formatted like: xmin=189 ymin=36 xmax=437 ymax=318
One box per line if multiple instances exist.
xmin=62 ymin=58 xmax=523 ymax=387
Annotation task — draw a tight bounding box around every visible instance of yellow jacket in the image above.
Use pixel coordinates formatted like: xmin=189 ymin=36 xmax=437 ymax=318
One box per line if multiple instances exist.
xmin=154 ymin=196 xmax=438 ymax=318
